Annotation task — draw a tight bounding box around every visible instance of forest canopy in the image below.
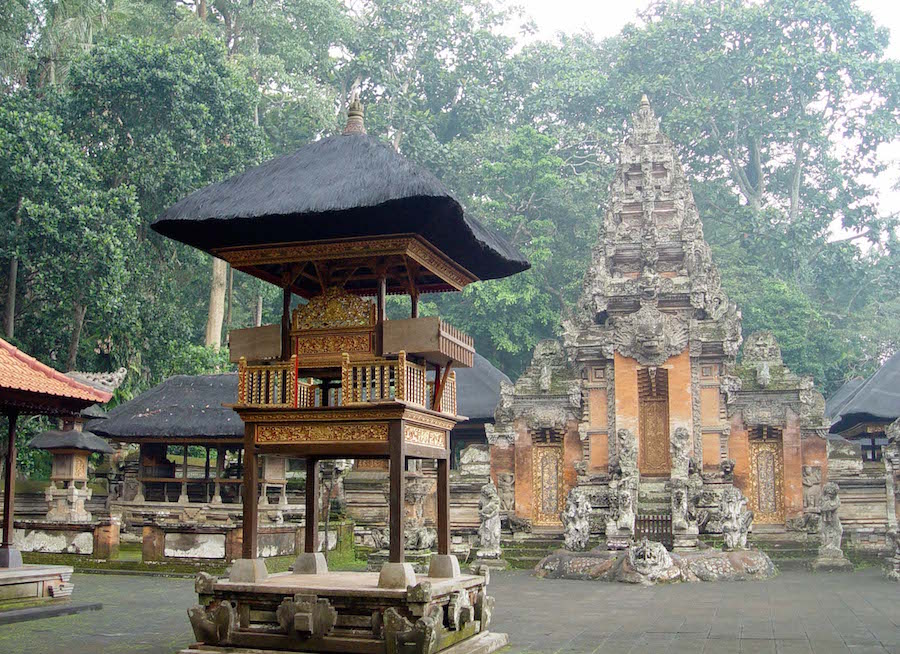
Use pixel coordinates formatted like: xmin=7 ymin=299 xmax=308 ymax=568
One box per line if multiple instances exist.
xmin=1 ymin=0 xmax=898 ymax=413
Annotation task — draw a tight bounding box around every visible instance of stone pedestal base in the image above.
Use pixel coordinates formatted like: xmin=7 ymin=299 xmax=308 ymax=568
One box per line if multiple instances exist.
xmin=428 ymin=554 xmax=461 ymax=578
xmin=673 ymin=527 xmax=699 ymax=551
xmin=292 ymin=552 xmax=328 ymax=575
xmin=469 ymin=558 xmax=508 ymax=572
xmin=229 ymin=558 xmax=268 ymax=582
xmin=377 ymin=562 xmax=417 ymax=588
xmin=811 ymin=554 xmax=854 ymax=572
xmin=0 ymin=546 xmax=23 ymax=568
xmin=886 ymin=554 xmax=899 ymax=582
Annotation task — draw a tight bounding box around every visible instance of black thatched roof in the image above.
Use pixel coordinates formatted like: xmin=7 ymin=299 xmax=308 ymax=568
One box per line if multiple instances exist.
xmin=151 ymin=130 xmax=528 ymax=284
xmin=28 ymin=429 xmax=114 ymax=454
xmin=455 ymin=352 xmax=510 ymax=423
xmin=830 ymin=352 xmax=900 ymax=433
xmin=88 ymin=374 xmax=244 ymax=441
xmin=825 ymin=377 xmax=864 ymax=422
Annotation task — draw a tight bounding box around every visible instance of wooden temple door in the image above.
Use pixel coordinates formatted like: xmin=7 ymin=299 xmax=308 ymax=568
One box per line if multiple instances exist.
xmin=638 ymin=367 xmax=670 ymax=476
xmin=748 ymin=426 xmax=785 ymax=524
xmin=531 ymin=430 xmax=564 ymax=527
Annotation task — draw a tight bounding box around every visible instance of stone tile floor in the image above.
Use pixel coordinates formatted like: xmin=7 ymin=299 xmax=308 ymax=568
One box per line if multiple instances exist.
xmin=0 ymin=568 xmax=896 ymax=653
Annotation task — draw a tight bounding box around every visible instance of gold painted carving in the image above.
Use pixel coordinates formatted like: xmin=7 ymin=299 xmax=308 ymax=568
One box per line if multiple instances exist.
xmin=748 ymin=440 xmax=785 ymax=524
xmin=405 ymin=425 xmax=446 ymax=448
xmin=292 ymin=287 xmax=375 ymax=331
xmin=532 ymin=445 xmax=563 ymax=526
xmin=255 ymin=422 xmax=389 ymax=444
xmin=295 ymin=333 xmax=371 ymax=356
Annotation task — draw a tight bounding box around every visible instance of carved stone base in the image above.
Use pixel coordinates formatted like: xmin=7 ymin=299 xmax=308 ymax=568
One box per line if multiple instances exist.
xmin=292 ymin=552 xmax=328 ymax=575
xmin=605 ymin=529 xmax=632 ymax=551
xmin=377 ymin=562 xmax=417 ymax=589
xmin=428 ymin=554 xmax=461 ymax=578
xmin=811 ymin=554 xmax=853 ymax=572
xmin=673 ymin=526 xmax=699 ymax=551
xmin=229 ymin=558 xmax=268 ymax=582
xmin=0 ymin=546 xmax=23 ymax=568
xmin=469 ymin=558 xmax=508 ymax=572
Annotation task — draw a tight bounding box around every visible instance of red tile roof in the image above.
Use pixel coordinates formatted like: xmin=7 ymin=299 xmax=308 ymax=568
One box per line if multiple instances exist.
xmin=0 ymin=338 xmax=112 ymax=405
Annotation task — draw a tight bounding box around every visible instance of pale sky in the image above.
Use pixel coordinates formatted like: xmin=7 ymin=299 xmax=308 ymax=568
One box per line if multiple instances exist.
xmin=513 ymin=0 xmax=900 ymax=225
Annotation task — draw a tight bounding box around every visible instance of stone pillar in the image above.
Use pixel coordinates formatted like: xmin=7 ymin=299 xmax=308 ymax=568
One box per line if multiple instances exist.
xmin=225 ymin=527 xmax=243 ymax=562
xmin=142 ymin=525 xmax=165 ymax=562
xmin=93 ymin=519 xmax=120 ymax=560
xmin=178 ymin=446 xmax=189 ymax=504
xmin=211 ymin=446 xmax=223 ymax=504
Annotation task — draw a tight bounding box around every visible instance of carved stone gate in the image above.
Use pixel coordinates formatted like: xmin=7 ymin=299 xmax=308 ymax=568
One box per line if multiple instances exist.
xmin=748 ymin=426 xmax=785 ymax=524
xmin=531 ymin=430 xmax=564 ymax=527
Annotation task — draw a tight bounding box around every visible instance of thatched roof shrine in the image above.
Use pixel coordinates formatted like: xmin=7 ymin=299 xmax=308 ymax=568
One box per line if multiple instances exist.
xmin=830 ymin=351 xmax=900 ymax=433
xmin=28 ymin=429 xmax=114 ymax=454
xmin=454 ymin=352 xmax=510 ymax=423
xmin=88 ymin=374 xmax=243 ymax=443
xmin=152 ymin=102 xmax=528 ymax=296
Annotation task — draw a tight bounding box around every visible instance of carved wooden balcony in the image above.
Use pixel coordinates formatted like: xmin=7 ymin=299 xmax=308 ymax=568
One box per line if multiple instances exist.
xmin=383 ymin=316 xmax=474 ymax=367
xmin=236 ymin=352 xmax=457 ymax=416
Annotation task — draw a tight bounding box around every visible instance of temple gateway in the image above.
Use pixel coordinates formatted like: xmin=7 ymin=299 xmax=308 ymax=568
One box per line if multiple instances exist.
xmin=486 ymin=98 xmax=833 ymax=543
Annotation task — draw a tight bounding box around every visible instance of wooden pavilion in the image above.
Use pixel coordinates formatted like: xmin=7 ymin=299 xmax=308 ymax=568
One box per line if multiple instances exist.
xmin=153 ymin=99 xmax=527 ymax=654
xmin=0 ymin=336 xmax=111 ymax=609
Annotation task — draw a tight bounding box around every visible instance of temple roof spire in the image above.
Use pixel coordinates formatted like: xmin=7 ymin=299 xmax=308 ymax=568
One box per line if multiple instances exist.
xmin=632 ymin=94 xmax=661 ymax=144
xmin=343 ymin=93 xmax=366 ymax=135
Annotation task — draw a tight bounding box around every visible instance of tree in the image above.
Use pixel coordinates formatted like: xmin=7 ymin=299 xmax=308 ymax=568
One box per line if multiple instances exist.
xmin=0 ymin=93 xmax=140 ymax=369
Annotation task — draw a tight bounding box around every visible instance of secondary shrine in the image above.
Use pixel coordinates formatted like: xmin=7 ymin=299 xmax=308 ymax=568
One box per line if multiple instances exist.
xmin=152 ymin=98 xmax=527 ymax=654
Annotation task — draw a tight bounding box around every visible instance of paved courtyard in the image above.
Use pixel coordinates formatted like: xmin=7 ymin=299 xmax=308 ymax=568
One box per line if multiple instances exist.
xmin=0 ymin=568 xmax=897 ymax=654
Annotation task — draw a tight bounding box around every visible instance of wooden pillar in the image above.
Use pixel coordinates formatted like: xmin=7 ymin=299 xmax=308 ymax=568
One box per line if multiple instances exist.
xmin=241 ymin=426 xmax=258 ymax=559
xmin=389 ymin=423 xmax=406 ymax=563
xmin=180 ymin=445 xmax=189 ymax=502
xmin=212 ymin=446 xmax=223 ymax=503
xmin=281 ymin=285 xmax=292 ymax=361
xmin=305 ymin=458 xmax=319 ymax=553
xmin=375 ymin=274 xmax=386 ymax=356
xmin=2 ymin=412 xmax=17 ymax=551
xmin=204 ymin=447 xmax=211 ymax=502
xmin=437 ymin=456 xmax=450 ymax=555
xmin=410 ymin=290 xmax=419 ymax=318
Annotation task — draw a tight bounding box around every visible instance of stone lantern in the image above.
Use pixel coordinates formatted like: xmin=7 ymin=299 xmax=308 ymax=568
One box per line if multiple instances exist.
xmin=29 ymin=419 xmax=114 ymax=523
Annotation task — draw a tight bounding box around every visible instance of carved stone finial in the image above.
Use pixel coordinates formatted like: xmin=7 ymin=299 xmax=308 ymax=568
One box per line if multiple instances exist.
xmin=631 ymin=95 xmax=661 ymax=143
xmin=343 ymin=93 xmax=366 ymax=135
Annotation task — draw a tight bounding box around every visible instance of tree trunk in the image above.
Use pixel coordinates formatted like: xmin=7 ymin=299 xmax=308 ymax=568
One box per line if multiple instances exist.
xmin=4 ymin=198 xmax=23 ymax=339
xmin=66 ymin=300 xmax=87 ymax=371
xmin=198 ymin=0 xmax=207 ymax=19
xmin=225 ymin=265 xmax=233 ymax=330
xmin=255 ymin=293 xmax=263 ymax=327
xmin=205 ymin=258 xmax=227 ymax=350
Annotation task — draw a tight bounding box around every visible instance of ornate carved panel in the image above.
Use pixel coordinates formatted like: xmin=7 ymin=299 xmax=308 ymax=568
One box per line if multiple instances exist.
xmin=532 ymin=444 xmax=563 ymax=526
xmin=255 ymin=422 xmax=389 ymax=444
xmin=638 ymin=367 xmax=670 ymax=476
xmin=748 ymin=436 xmax=785 ymax=524
xmin=404 ymin=425 xmax=446 ymax=448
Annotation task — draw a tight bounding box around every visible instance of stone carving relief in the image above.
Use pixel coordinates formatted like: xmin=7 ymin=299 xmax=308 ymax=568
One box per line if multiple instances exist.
xmin=497 ymin=473 xmax=515 ymax=512
xmin=719 ymin=487 xmax=753 ymax=550
xmin=626 ymin=537 xmax=674 ymax=582
xmin=562 ymin=488 xmax=592 ymax=551
xmin=611 ymin=304 xmax=689 ymax=367
xmin=476 ymin=482 xmax=502 ymax=558
xmin=670 ymin=427 xmax=691 ymax=480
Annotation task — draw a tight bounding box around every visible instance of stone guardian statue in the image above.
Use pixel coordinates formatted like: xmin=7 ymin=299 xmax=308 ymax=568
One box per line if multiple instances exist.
xmin=476 ymin=482 xmax=502 ymax=559
xmin=562 ymin=488 xmax=592 ymax=551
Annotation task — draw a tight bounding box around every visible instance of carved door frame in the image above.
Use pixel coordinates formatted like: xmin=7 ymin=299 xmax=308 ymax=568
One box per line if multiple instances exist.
xmin=748 ymin=426 xmax=785 ymax=524
xmin=531 ymin=430 xmax=564 ymax=527
xmin=638 ymin=367 xmax=671 ymax=477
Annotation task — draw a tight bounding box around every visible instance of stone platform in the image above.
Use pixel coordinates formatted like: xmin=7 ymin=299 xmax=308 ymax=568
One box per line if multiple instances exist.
xmin=535 ymin=542 xmax=776 ymax=585
xmin=0 ymin=564 xmax=74 ymax=607
xmin=186 ymin=569 xmax=503 ymax=654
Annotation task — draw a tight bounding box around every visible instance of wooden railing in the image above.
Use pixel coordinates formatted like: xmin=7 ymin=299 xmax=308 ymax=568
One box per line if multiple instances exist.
xmin=341 ymin=352 xmax=429 ymax=406
xmin=238 ymin=356 xmax=299 ymax=407
xmin=237 ymin=352 xmax=458 ymax=415
xmin=437 ymin=319 xmax=474 ymax=367
xmin=426 ymin=372 xmax=457 ymax=415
